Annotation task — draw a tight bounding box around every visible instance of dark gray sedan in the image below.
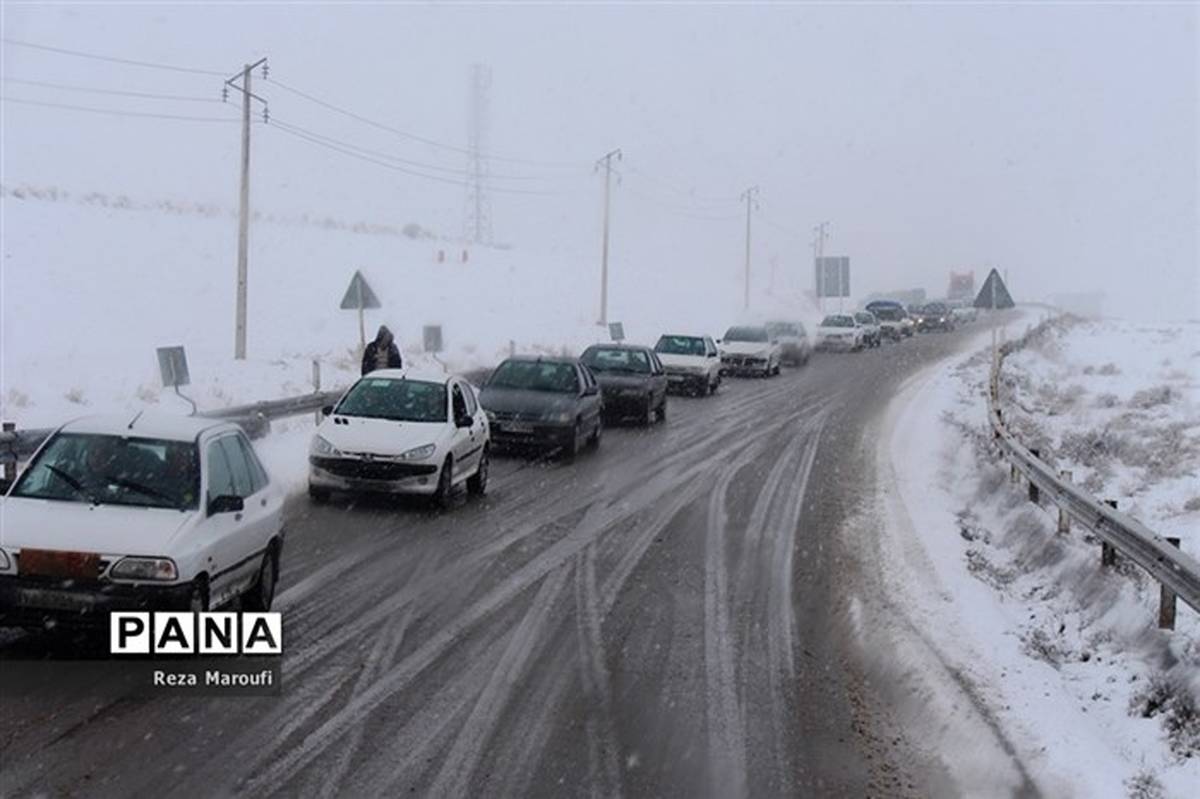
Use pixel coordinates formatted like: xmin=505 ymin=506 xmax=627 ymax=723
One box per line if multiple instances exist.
xmin=478 ymin=356 xmax=603 ymax=456
xmin=579 ymin=344 xmax=668 ymax=425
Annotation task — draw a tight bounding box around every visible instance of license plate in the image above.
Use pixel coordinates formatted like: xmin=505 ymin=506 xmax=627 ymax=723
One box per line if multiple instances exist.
xmin=16 ymin=587 xmax=96 ymax=612
xmin=19 ymin=549 xmax=101 ymax=579
xmin=504 ymin=423 xmax=534 ymax=434
xmin=667 ymin=374 xmax=685 ymax=382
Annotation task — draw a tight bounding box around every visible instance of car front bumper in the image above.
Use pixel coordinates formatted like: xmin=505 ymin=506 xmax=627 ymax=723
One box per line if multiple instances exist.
xmin=720 ymin=357 xmax=770 ymax=374
xmin=816 ymin=338 xmax=857 ymax=351
xmin=309 ymin=456 xmax=441 ymax=495
xmin=665 ymin=371 xmax=710 ymax=391
xmin=0 ymin=575 xmax=196 ymax=628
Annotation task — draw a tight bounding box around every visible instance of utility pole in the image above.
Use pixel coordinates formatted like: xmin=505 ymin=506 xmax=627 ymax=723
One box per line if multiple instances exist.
xmin=224 ymin=57 xmax=268 ymax=360
xmin=595 ymin=148 xmax=621 ymax=326
xmin=812 ymin=220 xmax=829 ymax=311
xmin=741 ymin=186 xmax=759 ymax=311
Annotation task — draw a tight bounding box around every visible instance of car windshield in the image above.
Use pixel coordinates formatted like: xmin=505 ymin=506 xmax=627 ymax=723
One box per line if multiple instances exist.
xmin=821 ymin=315 xmax=855 ymax=328
xmin=765 ymin=322 xmax=798 ymax=338
xmin=582 ymin=347 xmax=651 ymax=374
xmin=335 ymin=377 xmax=448 ymax=422
xmin=487 ymin=360 xmax=580 ymax=393
xmin=655 ymin=335 xmax=707 ymax=356
xmin=855 ymin=313 xmax=876 ymax=324
xmin=724 ymin=326 xmax=768 ymax=342
xmin=11 ymin=433 xmax=200 ymax=510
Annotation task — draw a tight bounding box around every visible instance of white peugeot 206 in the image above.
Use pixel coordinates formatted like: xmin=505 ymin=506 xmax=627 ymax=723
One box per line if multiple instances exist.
xmin=308 ymin=369 xmax=490 ymax=507
xmin=0 ymin=414 xmax=285 ymax=630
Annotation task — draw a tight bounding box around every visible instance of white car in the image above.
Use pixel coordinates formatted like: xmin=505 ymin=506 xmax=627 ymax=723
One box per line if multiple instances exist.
xmin=309 ymin=369 xmax=490 ymax=507
xmin=719 ymin=325 xmax=783 ymax=377
xmin=815 ymin=314 xmax=865 ymax=351
xmin=653 ymin=333 xmax=722 ymax=395
xmin=0 ymin=414 xmax=285 ymax=627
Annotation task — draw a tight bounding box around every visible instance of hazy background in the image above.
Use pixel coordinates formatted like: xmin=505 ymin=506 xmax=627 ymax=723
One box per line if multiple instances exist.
xmin=2 ymin=2 xmax=1197 ymax=319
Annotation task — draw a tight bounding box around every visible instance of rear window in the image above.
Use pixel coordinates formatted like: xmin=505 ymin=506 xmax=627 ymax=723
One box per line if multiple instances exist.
xmin=655 ymin=335 xmax=707 ymax=356
xmin=724 ymin=326 xmax=768 ymax=342
xmin=582 ymin=347 xmax=651 ymax=373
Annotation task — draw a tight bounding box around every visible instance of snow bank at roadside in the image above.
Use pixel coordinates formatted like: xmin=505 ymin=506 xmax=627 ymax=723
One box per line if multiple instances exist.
xmin=880 ymin=319 xmax=1199 ymax=798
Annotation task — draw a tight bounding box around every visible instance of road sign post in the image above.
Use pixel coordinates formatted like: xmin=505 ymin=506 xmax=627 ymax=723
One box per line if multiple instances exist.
xmin=339 ymin=271 xmax=382 ymax=353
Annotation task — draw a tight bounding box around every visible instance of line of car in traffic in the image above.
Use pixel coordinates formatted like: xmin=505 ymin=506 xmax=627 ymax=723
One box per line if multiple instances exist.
xmin=0 ymin=307 xmax=975 ymax=630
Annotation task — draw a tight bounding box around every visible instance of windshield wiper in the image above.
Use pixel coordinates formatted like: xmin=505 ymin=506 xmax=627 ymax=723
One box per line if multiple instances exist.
xmin=101 ymin=474 xmax=176 ymax=505
xmin=45 ymin=465 xmax=101 ymax=504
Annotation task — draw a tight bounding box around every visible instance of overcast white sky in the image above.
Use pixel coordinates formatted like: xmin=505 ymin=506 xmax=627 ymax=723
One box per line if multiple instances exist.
xmin=2 ymin=2 xmax=1196 ymax=318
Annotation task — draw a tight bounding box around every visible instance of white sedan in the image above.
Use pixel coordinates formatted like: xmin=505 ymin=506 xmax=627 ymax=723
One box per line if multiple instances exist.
xmin=308 ymin=369 xmax=490 ymax=507
xmin=815 ymin=314 xmax=865 ymax=351
xmin=654 ymin=333 xmax=722 ymax=395
xmin=719 ymin=325 xmax=783 ymax=377
xmin=0 ymin=414 xmax=285 ymax=628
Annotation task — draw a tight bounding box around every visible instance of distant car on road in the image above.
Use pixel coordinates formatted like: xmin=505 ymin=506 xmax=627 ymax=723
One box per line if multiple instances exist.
xmin=765 ymin=320 xmax=813 ymax=366
xmin=654 ymin=333 xmax=722 ymax=396
xmin=815 ymin=314 xmax=865 ymax=352
xmin=854 ymin=311 xmax=883 ymax=348
xmin=479 ymin=356 xmax=602 ymax=457
xmin=1 ymin=414 xmax=285 ymax=628
xmin=310 ymin=369 xmax=490 ymax=507
xmin=581 ymin=343 xmax=669 ymax=424
xmin=864 ymin=301 xmax=911 ymax=340
xmin=916 ymin=302 xmax=956 ymax=332
xmin=720 ymin=325 xmax=783 ymax=376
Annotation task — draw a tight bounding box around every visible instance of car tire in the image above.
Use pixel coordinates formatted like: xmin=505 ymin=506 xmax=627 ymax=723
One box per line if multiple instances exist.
xmin=308 ymin=484 xmax=330 ymax=504
xmin=565 ymin=420 xmax=583 ymax=458
xmin=467 ymin=447 xmax=489 ymax=497
xmin=656 ymin=398 xmax=667 ymax=422
xmin=710 ymin=375 xmax=720 ymax=394
xmin=588 ymin=418 xmax=602 ymax=448
xmin=433 ymin=457 xmax=454 ymax=509
xmin=243 ymin=546 xmax=278 ymax=612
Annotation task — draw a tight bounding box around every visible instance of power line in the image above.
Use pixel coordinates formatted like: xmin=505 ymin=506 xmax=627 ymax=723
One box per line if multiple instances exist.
xmin=268 ymin=121 xmax=569 ymax=196
xmin=2 ymin=38 xmax=226 ymax=77
xmin=2 ymin=76 xmax=223 ymax=103
xmin=0 ymin=95 xmax=240 ymax=122
xmin=623 ymin=163 xmax=739 ymax=206
xmin=269 ymin=77 xmax=587 ymax=170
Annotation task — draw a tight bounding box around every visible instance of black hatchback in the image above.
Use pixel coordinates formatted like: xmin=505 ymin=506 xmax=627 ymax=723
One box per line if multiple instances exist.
xmin=579 ymin=344 xmax=669 ymax=425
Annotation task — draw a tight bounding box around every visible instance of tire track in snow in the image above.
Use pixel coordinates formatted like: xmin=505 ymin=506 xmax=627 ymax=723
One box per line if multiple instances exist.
xmin=573 ymin=543 xmax=623 ymax=799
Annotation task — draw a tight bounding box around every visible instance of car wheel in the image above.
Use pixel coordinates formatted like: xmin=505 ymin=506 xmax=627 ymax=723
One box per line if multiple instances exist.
xmin=188 ymin=577 xmax=209 ymax=613
xmin=655 ymin=397 xmax=667 ymax=422
xmin=588 ymin=418 xmax=602 ymax=448
xmin=467 ymin=447 xmax=489 ymax=497
xmin=711 ymin=375 xmax=720 ymax=394
xmin=243 ymin=546 xmax=278 ymax=612
xmin=565 ymin=420 xmax=583 ymax=458
xmin=308 ymin=484 xmax=330 ymax=504
xmin=433 ymin=457 xmax=454 ymax=509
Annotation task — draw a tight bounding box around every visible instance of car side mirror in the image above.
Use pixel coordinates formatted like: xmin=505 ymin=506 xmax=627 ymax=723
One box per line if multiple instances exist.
xmin=583 ymin=385 xmax=599 ymax=396
xmin=321 ymin=405 xmax=334 ymax=417
xmin=208 ymin=494 xmax=244 ymax=516
xmin=455 ymin=414 xmax=473 ymax=428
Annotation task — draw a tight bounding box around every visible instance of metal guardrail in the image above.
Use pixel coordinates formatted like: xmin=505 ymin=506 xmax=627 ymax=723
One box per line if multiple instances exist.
xmin=988 ymin=331 xmax=1200 ymax=624
xmin=0 ymin=389 xmax=346 ymax=466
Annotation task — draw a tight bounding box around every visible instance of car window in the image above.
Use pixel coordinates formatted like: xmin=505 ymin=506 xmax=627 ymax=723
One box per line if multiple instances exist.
xmin=705 ymin=337 xmax=717 ymax=356
xmin=217 ymin=436 xmax=254 ymax=498
xmin=336 ymin=377 xmax=448 ymax=422
xmin=452 ymin=384 xmax=469 ymax=420
xmin=655 ymin=335 xmax=706 ymax=356
xmin=724 ymin=326 xmax=768 ymax=342
xmin=649 ymin=352 xmax=664 ymax=373
xmin=581 ymin=347 xmax=652 ymax=374
xmin=234 ymin=434 xmax=269 ymax=493
xmin=206 ymin=439 xmax=236 ymax=500
xmin=461 ymin=382 xmax=478 ymax=415
xmin=487 ymin=360 xmax=580 ymax=393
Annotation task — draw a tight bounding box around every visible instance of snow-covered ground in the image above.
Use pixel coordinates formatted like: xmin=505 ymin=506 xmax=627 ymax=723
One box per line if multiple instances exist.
xmin=876 ymin=317 xmax=1199 ymax=798
xmin=0 ymin=188 xmax=823 ymax=430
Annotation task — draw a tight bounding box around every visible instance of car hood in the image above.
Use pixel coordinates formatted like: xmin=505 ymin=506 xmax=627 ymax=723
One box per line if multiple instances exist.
xmin=721 ymin=341 xmax=773 ymax=355
xmin=478 ymin=387 xmax=578 ymax=417
xmin=318 ymin=416 xmax=447 ymax=456
xmin=0 ymin=496 xmax=193 ymax=556
xmin=657 ymin=353 xmax=707 ymax=369
xmin=593 ymin=373 xmax=653 ymax=391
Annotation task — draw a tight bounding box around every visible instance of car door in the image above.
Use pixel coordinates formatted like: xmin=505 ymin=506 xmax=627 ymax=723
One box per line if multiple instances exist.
xmin=648 ymin=351 xmax=668 ymax=405
xmin=578 ymin=365 xmax=601 ymax=427
xmin=200 ymin=434 xmax=249 ymax=608
xmin=704 ymin=337 xmax=720 ymax=379
xmin=450 ymin=380 xmax=481 ymax=479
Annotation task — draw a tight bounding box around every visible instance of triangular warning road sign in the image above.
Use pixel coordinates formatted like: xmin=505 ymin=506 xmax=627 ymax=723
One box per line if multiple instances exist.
xmin=974 ymin=268 xmax=1014 ymax=309
xmin=339 ymin=270 xmax=382 ymax=310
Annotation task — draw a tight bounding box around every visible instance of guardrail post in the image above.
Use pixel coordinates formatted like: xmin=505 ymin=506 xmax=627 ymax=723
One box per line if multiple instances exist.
xmin=311 ymin=360 xmax=322 ymax=425
xmin=1158 ymin=537 xmax=1181 ymax=630
xmin=2 ymin=421 xmax=15 ymax=483
xmin=1027 ymin=449 xmax=1040 ymax=504
xmin=1101 ymin=500 xmax=1118 ymax=567
xmin=1057 ymin=471 xmax=1072 ymax=534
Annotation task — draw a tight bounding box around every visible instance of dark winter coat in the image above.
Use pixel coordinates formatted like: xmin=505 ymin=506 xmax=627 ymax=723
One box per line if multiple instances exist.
xmin=361 ymin=340 xmax=403 ymax=375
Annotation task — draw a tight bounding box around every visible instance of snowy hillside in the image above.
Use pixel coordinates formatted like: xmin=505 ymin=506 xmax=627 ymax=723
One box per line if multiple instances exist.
xmin=1 ymin=189 xmax=821 ymax=428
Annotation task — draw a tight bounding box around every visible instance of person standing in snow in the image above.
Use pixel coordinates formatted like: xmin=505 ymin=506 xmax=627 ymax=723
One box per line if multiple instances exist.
xmin=362 ymin=325 xmax=403 ymax=375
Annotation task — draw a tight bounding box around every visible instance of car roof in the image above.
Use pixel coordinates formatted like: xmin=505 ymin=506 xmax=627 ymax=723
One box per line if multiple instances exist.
xmin=502 ymin=355 xmax=580 ymax=365
xmin=583 ymin=342 xmax=652 ymax=351
xmin=658 ymin=332 xmax=708 ymax=339
xmin=359 ymin=368 xmax=456 ymax=384
xmin=58 ymin=413 xmax=232 ymax=442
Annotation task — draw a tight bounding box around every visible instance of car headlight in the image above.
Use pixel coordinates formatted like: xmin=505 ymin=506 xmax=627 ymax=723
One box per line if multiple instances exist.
xmin=0 ymin=549 xmax=11 ymax=572
xmin=109 ymin=556 xmax=178 ymax=582
xmin=311 ymin=435 xmax=342 ymax=457
xmin=542 ymin=411 xmax=572 ymax=423
xmin=398 ymin=443 xmax=436 ymax=461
